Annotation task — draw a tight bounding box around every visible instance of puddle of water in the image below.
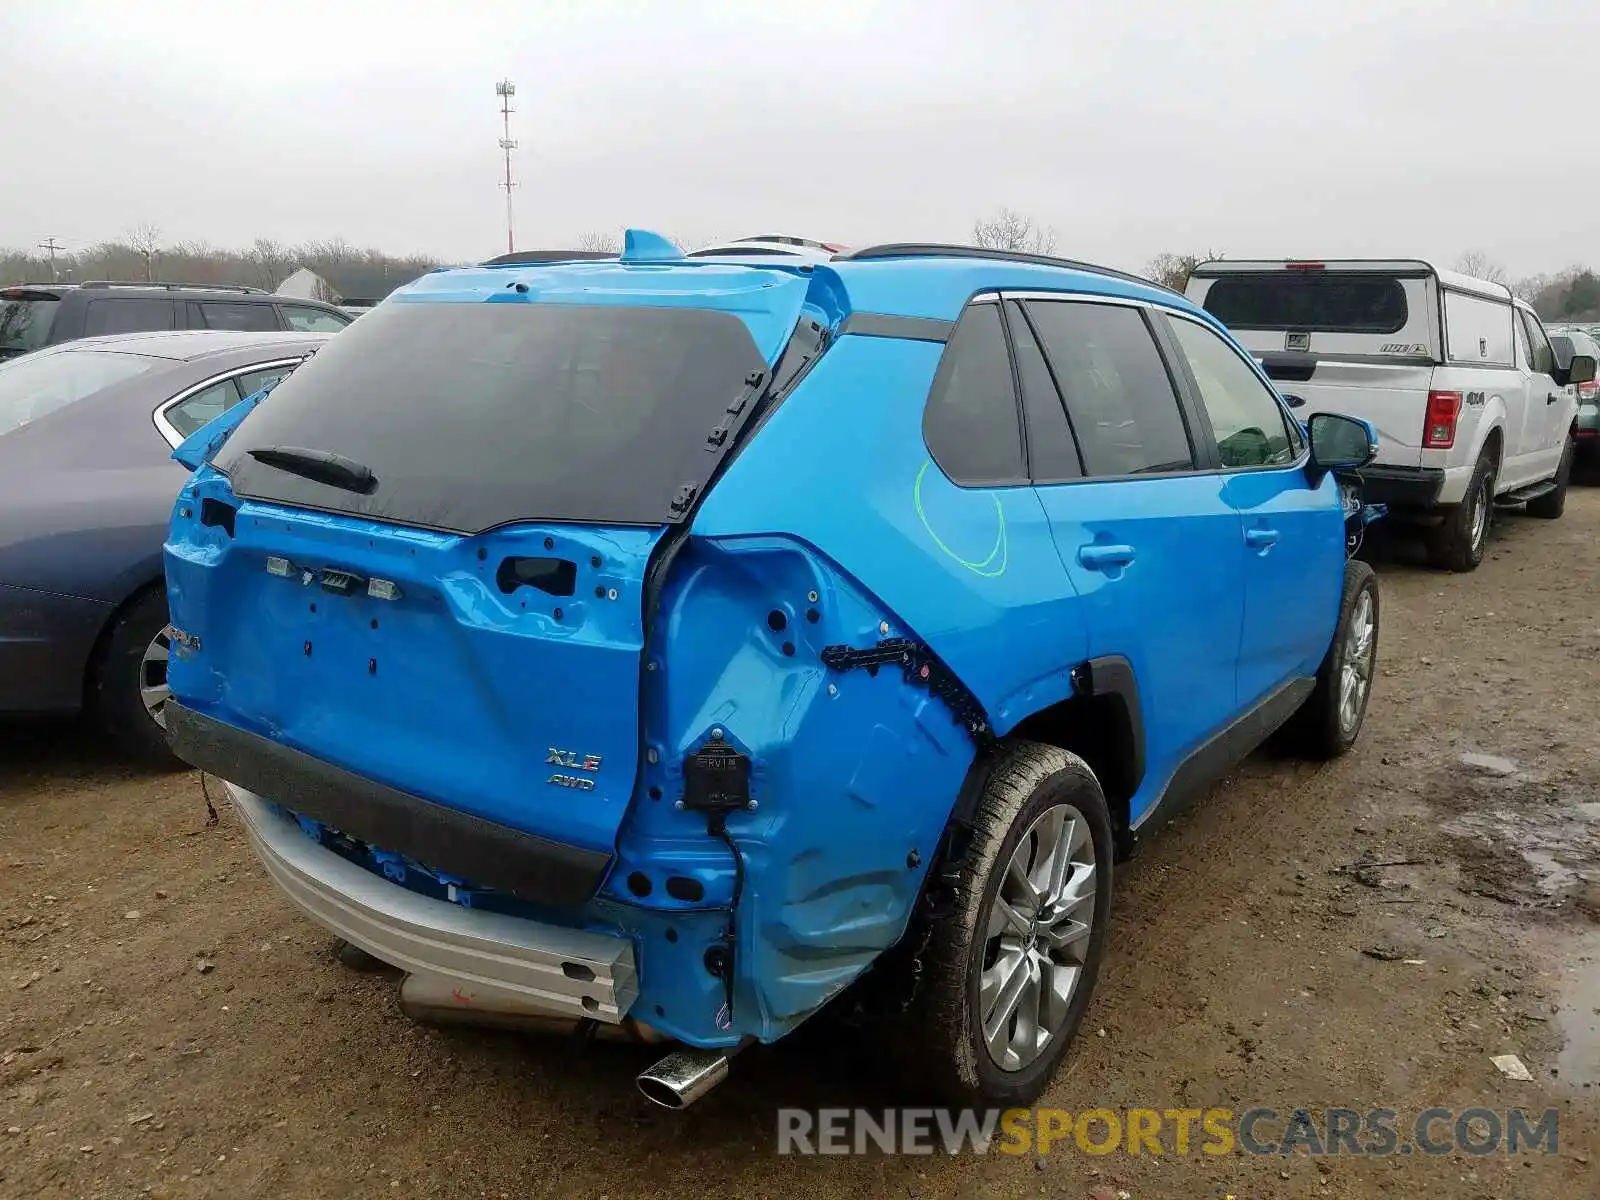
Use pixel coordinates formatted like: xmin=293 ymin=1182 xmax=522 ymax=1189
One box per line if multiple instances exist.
xmin=1460 ymin=751 xmax=1519 ymax=777
xmin=1555 ymin=930 xmax=1600 ymax=1091
xmin=1438 ymin=770 xmax=1600 ymax=907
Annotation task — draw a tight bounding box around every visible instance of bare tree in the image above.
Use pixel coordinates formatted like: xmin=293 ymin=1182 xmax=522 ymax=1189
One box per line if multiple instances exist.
xmin=126 ymin=223 xmax=163 ymax=282
xmin=577 ymin=231 xmax=620 ymax=253
xmin=970 ymin=208 xmax=1057 ymax=255
xmin=1453 ymin=251 xmax=1509 ymax=286
xmin=1 ymin=232 xmax=444 ymax=294
xmin=1145 ymin=250 xmax=1223 ymax=292
xmin=247 ymin=238 xmax=293 ymax=290
xmin=1510 ymin=273 xmax=1547 ymax=302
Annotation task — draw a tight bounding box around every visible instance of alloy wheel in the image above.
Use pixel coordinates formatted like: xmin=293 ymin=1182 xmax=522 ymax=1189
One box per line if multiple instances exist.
xmin=140 ymin=627 xmax=172 ymax=729
xmin=1338 ymin=590 xmax=1375 ymax=737
xmin=979 ymin=803 xmax=1097 ymax=1071
xmin=1468 ymin=477 xmax=1489 ymax=554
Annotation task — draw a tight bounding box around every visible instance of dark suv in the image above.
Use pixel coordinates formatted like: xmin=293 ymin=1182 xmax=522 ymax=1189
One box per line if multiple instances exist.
xmin=0 ymin=281 xmax=350 ymax=360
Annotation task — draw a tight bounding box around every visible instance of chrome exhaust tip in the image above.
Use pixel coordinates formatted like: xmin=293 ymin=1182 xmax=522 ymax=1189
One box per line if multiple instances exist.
xmin=636 ymin=1047 xmax=732 ymax=1109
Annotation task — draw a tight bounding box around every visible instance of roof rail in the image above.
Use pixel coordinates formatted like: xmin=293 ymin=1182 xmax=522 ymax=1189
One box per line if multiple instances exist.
xmin=832 ymin=243 xmax=1177 ymax=295
xmin=480 ymin=250 xmax=616 ymax=266
xmin=77 ymin=280 xmax=267 ymax=294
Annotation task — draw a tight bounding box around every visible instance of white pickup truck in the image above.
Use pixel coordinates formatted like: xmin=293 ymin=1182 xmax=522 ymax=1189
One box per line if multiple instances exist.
xmin=1186 ymin=260 xmax=1595 ymax=571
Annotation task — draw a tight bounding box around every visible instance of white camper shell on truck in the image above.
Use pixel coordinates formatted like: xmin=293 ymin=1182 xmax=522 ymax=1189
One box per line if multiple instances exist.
xmin=1186 ymin=260 xmax=1595 ymax=571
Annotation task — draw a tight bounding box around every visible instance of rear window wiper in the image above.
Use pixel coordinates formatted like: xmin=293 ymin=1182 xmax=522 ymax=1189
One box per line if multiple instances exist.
xmin=247 ymin=446 xmax=377 ymax=494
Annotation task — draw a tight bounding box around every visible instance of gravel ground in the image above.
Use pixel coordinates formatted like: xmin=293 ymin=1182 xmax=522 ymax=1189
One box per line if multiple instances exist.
xmin=3 ymin=491 xmax=1599 ymax=1200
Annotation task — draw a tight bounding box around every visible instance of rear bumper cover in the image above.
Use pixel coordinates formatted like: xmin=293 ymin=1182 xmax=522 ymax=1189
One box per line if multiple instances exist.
xmin=165 ymin=701 xmax=612 ymax=907
xmin=1355 ymin=465 xmax=1446 ymax=511
xmin=229 ymin=784 xmax=638 ymax=1022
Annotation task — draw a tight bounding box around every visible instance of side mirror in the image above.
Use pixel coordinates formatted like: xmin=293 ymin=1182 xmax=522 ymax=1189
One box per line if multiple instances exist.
xmin=1567 ymin=353 xmax=1597 ymax=386
xmin=1308 ymin=412 xmax=1378 ymax=474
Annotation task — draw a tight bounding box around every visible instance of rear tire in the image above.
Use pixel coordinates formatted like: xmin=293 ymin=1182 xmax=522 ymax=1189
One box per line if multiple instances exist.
xmin=1525 ymin=434 xmax=1573 ymax=519
xmin=90 ymin=588 xmax=182 ymax=769
xmin=901 ymin=742 xmax=1114 ymax=1106
xmin=1282 ymin=561 xmax=1379 ymax=761
xmin=1426 ymin=449 xmax=1495 ymax=572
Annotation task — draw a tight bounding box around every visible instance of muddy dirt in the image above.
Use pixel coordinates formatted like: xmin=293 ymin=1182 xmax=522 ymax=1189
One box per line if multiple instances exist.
xmin=4 ymin=493 xmax=1599 ymax=1200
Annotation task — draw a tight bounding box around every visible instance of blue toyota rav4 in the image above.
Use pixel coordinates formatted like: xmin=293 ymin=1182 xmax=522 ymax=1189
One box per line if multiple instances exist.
xmin=163 ymin=232 xmax=1381 ymax=1108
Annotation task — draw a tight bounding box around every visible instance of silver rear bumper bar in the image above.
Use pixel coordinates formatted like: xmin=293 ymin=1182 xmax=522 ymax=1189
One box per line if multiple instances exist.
xmin=229 ymin=784 xmax=638 ymax=1023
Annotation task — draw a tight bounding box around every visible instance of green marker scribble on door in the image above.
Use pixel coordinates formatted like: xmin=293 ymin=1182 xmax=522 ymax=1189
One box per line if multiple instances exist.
xmin=913 ymin=459 xmax=1008 ymax=577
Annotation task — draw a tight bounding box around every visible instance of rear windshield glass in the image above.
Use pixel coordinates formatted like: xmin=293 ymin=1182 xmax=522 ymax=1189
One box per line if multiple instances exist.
xmin=1202 ymin=274 xmax=1408 ymax=334
xmin=0 ymin=348 xmax=160 ymax=436
xmin=215 ymin=300 xmax=772 ymax=533
xmin=0 ymin=295 xmax=60 ymax=356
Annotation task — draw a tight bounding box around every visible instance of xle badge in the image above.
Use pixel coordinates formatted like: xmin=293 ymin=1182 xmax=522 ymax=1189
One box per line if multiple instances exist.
xmin=546 ymin=747 xmax=602 ymax=792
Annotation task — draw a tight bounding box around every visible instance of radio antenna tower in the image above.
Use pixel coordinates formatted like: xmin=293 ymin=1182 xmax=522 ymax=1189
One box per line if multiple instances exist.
xmin=495 ymin=79 xmax=518 ymax=255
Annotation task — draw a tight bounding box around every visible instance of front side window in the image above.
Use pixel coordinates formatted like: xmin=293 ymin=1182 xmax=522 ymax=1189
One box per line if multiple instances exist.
xmin=1169 ymin=316 xmax=1296 ymax=469
xmin=1024 ymin=300 xmax=1194 ymax=477
xmin=84 ymin=297 xmax=175 ymax=336
xmin=0 ymin=349 xmax=158 ymax=436
xmin=923 ymin=301 xmax=1026 ymax=485
xmin=1520 ymin=311 xmax=1555 ymax=376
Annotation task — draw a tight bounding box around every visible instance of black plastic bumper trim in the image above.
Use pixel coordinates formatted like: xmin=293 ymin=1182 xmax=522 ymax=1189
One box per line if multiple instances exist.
xmin=1355 ymin=465 xmax=1445 ymax=509
xmin=165 ymin=701 xmax=611 ymax=907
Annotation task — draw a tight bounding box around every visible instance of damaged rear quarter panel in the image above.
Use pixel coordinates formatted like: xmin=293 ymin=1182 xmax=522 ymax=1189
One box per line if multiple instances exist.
xmin=621 ymin=334 xmax=1088 ymax=1039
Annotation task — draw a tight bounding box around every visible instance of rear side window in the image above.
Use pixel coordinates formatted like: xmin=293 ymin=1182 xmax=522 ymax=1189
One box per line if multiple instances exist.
xmin=0 ymin=294 xmax=60 ymax=355
xmin=164 ymin=379 xmax=240 ymax=441
xmin=216 ymin=300 xmax=772 ymax=532
xmin=162 ymin=365 xmax=300 ymax=444
xmin=281 ymin=305 xmax=350 ymax=333
xmin=1169 ymin=317 xmax=1296 ymax=469
xmin=0 ymin=349 xmax=158 ymax=436
xmin=192 ymin=301 xmax=278 ymax=332
xmin=1203 ymin=273 xmax=1408 ymax=334
xmin=234 ymin=365 xmax=295 ymax=397
xmin=84 ymin=297 xmax=176 ymax=336
xmin=1024 ymin=300 xmax=1195 ymax=477
xmin=923 ymin=302 xmax=1026 ymax=485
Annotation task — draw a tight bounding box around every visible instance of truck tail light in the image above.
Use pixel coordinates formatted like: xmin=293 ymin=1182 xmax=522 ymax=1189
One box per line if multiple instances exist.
xmin=1579 ymin=380 xmax=1598 ymax=401
xmin=1424 ymin=391 xmax=1462 ymax=449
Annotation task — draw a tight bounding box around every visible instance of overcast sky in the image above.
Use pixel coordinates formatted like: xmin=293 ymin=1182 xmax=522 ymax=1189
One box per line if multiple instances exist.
xmin=1 ymin=0 xmax=1595 ymax=277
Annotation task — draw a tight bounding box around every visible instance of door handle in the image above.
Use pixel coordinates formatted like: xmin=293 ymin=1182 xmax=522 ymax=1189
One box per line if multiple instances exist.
xmin=1245 ymin=528 xmax=1281 ymax=550
xmin=1077 ymin=543 xmax=1137 ymax=570
xmin=1549 ymin=392 xmax=1562 ymax=405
